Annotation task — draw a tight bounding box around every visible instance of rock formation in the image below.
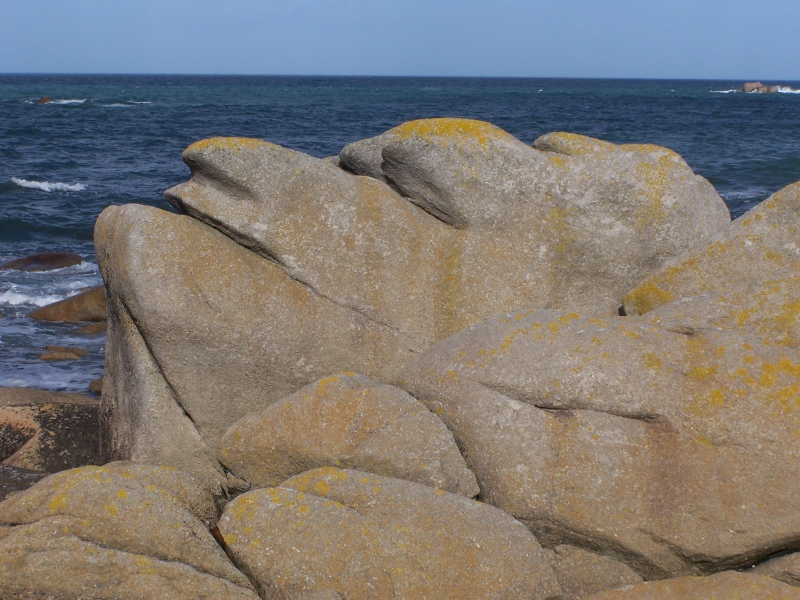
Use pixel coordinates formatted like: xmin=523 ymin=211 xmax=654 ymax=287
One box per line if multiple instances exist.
xmin=96 ymin=119 xmax=729 ymax=485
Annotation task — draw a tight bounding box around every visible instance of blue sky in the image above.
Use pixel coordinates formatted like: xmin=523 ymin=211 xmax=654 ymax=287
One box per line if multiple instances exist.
xmin=2 ymin=0 xmax=798 ymax=79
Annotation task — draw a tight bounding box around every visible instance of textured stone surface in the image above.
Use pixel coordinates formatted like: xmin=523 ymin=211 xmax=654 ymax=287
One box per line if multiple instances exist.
xmin=218 ymin=467 xmax=561 ymax=599
xmin=402 ymin=308 xmax=800 ymax=579
xmin=100 ymin=123 xmax=729 ymax=487
xmin=751 ymin=552 xmax=800 ymax=587
xmin=96 ymin=203 xmax=419 ymax=487
xmin=340 ymin=120 xmax=729 ymax=315
xmin=0 ymin=463 xmax=254 ymax=599
xmin=219 ymin=372 xmax=478 ymax=496
xmin=623 ymin=181 xmax=800 ymax=341
xmin=0 ymin=387 xmax=100 ymax=473
xmin=28 ymin=285 xmax=106 ymax=322
xmin=583 ymin=571 xmax=800 ymax=599
xmin=545 ymin=545 xmax=643 ymax=600
xmin=0 ymin=252 xmax=83 ymax=272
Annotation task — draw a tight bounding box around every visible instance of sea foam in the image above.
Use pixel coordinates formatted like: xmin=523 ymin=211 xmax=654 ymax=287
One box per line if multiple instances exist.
xmin=0 ymin=289 xmax=67 ymax=307
xmin=11 ymin=178 xmax=87 ymax=192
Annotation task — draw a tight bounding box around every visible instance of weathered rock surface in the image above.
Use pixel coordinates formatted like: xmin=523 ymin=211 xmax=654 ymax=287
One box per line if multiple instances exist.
xmin=100 ymin=122 xmax=729 ymax=486
xmin=96 ymin=203 xmax=420 ymax=486
xmin=742 ymin=82 xmax=782 ymax=93
xmin=0 ymin=463 xmax=255 ymax=599
xmin=219 ymin=372 xmax=478 ymax=496
xmin=0 ymin=251 xmax=83 ymax=272
xmin=28 ymin=285 xmax=106 ymax=322
xmin=583 ymin=571 xmax=800 ymax=599
xmin=218 ymin=467 xmax=561 ymax=599
xmin=0 ymin=387 xmax=100 ymax=473
xmin=402 ymin=308 xmax=800 ymax=579
xmin=623 ymin=181 xmax=800 ymax=347
xmin=751 ymin=552 xmax=800 ymax=587
xmin=545 ymin=545 xmax=643 ymax=600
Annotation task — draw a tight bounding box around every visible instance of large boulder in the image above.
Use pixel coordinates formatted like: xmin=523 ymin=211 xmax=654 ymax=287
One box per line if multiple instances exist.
xmin=623 ymin=181 xmax=800 ymax=349
xmin=0 ymin=463 xmax=256 ymax=599
xmin=98 ymin=123 xmax=729 ymax=486
xmin=217 ymin=467 xmax=561 ymax=599
xmin=95 ymin=204 xmax=419 ymax=487
xmin=583 ymin=571 xmax=800 ymax=599
xmin=402 ymin=308 xmax=800 ymax=579
xmin=219 ymin=372 xmax=478 ymax=496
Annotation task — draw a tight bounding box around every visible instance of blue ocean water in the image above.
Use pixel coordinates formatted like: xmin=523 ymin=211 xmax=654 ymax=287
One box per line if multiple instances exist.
xmin=1 ymin=75 xmax=800 ymax=392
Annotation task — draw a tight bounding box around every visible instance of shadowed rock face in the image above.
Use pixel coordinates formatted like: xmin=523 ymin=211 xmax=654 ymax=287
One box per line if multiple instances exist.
xmin=402 ymin=308 xmax=800 ymax=579
xmin=0 ymin=252 xmax=83 ymax=272
xmin=97 ymin=119 xmax=730 ymax=486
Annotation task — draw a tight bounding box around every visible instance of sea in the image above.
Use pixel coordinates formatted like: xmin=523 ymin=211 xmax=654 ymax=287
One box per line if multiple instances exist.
xmin=1 ymin=75 xmax=800 ymax=394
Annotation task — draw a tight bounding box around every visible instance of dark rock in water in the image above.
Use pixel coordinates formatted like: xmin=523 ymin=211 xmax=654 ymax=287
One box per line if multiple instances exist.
xmin=0 ymin=387 xmax=101 ymax=473
xmin=34 ymin=96 xmax=53 ymax=105
xmin=89 ymin=377 xmax=103 ymax=395
xmin=0 ymin=464 xmax=49 ymax=502
xmin=39 ymin=345 xmax=90 ymax=361
xmin=0 ymin=251 xmax=83 ymax=272
xmin=79 ymin=320 xmax=107 ymax=335
xmin=28 ymin=285 xmax=106 ymax=322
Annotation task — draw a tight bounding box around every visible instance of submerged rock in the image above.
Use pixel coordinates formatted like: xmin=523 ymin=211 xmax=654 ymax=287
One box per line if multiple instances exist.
xmin=403 ymin=308 xmax=800 ymax=579
xmin=218 ymin=467 xmax=561 ymax=599
xmin=28 ymin=285 xmax=106 ymax=322
xmin=0 ymin=251 xmax=83 ymax=272
xmin=219 ymin=372 xmax=478 ymax=496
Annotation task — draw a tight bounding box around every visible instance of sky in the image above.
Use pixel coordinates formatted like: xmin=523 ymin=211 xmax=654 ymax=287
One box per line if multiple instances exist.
xmin=1 ymin=0 xmax=798 ymax=80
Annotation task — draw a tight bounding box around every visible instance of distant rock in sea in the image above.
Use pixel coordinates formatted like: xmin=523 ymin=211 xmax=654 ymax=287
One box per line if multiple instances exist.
xmin=741 ymin=81 xmax=791 ymax=93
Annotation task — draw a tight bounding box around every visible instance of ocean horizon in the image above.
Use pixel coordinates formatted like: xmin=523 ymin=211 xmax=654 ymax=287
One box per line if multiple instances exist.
xmin=2 ymin=74 xmax=799 ymax=393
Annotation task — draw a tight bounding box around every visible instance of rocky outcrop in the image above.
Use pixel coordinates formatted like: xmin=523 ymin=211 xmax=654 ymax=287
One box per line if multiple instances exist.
xmin=219 ymin=372 xmax=478 ymax=496
xmin=0 ymin=464 xmax=48 ymax=502
xmin=402 ymin=308 xmax=800 ymax=579
xmin=98 ymin=121 xmax=729 ymax=485
xmin=28 ymin=285 xmax=106 ymax=322
xmin=0 ymin=387 xmax=100 ymax=473
xmin=742 ymin=82 xmax=781 ymax=93
xmin=751 ymin=552 xmax=800 ymax=588
xmin=218 ymin=467 xmax=561 ymax=599
xmin=623 ymin=181 xmax=800 ymax=347
xmin=0 ymin=463 xmax=256 ymax=599
xmin=583 ymin=571 xmax=800 ymax=599
xmin=0 ymin=251 xmax=83 ymax=271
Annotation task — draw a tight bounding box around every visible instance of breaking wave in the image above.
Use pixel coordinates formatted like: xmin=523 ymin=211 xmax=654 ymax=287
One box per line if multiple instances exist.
xmin=11 ymin=178 xmax=87 ymax=192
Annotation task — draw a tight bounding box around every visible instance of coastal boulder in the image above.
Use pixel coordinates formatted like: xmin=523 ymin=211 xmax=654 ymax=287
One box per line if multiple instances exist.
xmin=219 ymin=372 xmax=478 ymax=496
xmin=96 ymin=204 xmax=419 ymax=487
xmin=28 ymin=285 xmax=106 ymax=322
xmin=218 ymin=467 xmax=561 ymax=599
xmin=0 ymin=463 xmax=256 ymax=599
xmin=623 ymin=181 xmax=800 ymax=347
xmin=403 ymin=308 xmax=800 ymax=579
xmin=99 ymin=122 xmax=729 ymax=486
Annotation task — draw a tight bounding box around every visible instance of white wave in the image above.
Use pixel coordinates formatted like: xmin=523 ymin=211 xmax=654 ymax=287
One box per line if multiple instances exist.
xmin=711 ymin=89 xmax=737 ymax=94
xmin=11 ymin=177 xmax=87 ymax=192
xmin=105 ymin=103 xmax=134 ymax=108
xmin=128 ymin=101 xmax=151 ymax=104
xmin=51 ymin=99 xmax=88 ymax=105
xmin=0 ymin=289 xmax=69 ymax=307
xmin=778 ymin=87 xmax=800 ymax=94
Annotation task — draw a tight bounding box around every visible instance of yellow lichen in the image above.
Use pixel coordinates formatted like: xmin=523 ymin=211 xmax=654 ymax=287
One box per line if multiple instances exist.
xmin=186 ymin=137 xmax=268 ymax=153
xmin=390 ymin=118 xmax=509 ymax=148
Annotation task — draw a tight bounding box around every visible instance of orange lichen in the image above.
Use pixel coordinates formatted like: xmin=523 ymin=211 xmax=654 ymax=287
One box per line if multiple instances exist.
xmin=390 ymin=118 xmax=510 ymax=148
xmin=186 ymin=137 xmax=268 ymax=153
